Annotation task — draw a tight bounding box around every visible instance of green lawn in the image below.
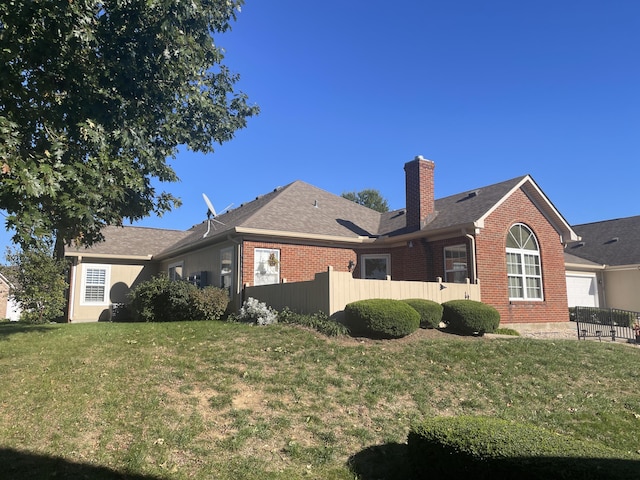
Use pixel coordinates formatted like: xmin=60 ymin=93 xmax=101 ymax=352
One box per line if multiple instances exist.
xmin=1 ymin=321 xmax=639 ymax=479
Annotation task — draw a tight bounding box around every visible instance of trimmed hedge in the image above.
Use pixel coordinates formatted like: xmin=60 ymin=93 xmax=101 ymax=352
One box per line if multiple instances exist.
xmin=442 ymin=299 xmax=500 ymax=335
xmin=344 ymin=299 xmax=420 ymax=339
xmin=408 ymin=416 xmax=639 ymax=480
xmin=402 ymin=299 xmax=443 ymax=329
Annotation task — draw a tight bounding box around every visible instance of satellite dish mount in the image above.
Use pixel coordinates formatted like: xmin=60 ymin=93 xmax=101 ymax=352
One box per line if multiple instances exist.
xmin=202 ymin=193 xmax=233 ymax=237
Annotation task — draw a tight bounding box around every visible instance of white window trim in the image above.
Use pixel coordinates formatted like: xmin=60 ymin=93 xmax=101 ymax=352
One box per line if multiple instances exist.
xmin=254 ymin=248 xmax=280 ymax=286
xmin=361 ymin=254 xmax=391 ymax=280
xmin=168 ymin=261 xmax=184 ymax=281
xmin=220 ymin=246 xmax=234 ymax=293
xmin=80 ymin=263 xmax=111 ymax=306
xmin=506 ymin=224 xmax=544 ymax=301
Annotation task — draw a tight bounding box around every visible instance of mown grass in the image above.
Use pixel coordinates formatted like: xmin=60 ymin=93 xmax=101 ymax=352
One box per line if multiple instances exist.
xmin=1 ymin=321 xmax=639 ymax=479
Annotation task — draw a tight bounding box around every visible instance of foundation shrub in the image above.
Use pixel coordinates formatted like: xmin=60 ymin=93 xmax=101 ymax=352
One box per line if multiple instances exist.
xmin=278 ymin=308 xmax=348 ymax=337
xmin=402 ymin=299 xmax=443 ymax=328
xmin=127 ymin=275 xmax=228 ymax=322
xmin=407 ymin=416 xmax=637 ymax=480
xmin=442 ymin=299 xmax=500 ymax=335
xmin=189 ymin=287 xmax=229 ymax=321
xmin=344 ymin=299 xmax=420 ymax=339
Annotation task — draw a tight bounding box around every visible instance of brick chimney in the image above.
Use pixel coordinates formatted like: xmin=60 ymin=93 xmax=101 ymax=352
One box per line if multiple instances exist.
xmin=404 ymin=155 xmax=435 ymax=229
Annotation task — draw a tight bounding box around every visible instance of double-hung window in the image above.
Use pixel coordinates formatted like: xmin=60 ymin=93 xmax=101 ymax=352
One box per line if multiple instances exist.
xmin=506 ymin=224 xmax=543 ymax=300
xmin=444 ymin=244 xmax=468 ymax=283
xmin=81 ymin=264 xmax=110 ymax=305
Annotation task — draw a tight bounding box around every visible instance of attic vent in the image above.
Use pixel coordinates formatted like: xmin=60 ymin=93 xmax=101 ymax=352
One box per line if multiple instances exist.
xmin=605 ymin=237 xmax=619 ymax=244
xmin=572 ymin=241 xmax=585 ymax=248
xmin=468 ymin=190 xmax=479 ymax=198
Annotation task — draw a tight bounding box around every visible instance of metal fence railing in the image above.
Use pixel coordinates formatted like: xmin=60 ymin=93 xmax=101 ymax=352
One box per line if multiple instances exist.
xmin=570 ymin=306 xmax=640 ymax=343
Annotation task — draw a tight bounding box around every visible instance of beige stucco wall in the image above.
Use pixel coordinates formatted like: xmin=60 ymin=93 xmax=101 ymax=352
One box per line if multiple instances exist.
xmin=602 ymin=267 xmax=640 ymax=312
xmin=159 ymin=240 xmax=239 ymax=290
xmin=70 ymin=259 xmax=156 ymax=322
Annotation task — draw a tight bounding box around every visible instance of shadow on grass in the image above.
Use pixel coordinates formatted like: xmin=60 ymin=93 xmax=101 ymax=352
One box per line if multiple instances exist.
xmin=347 ymin=443 xmax=414 ymax=480
xmin=0 ymin=447 xmax=164 ymax=480
xmin=0 ymin=322 xmax=54 ymax=340
xmin=348 ymin=442 xmax=640 ymax=480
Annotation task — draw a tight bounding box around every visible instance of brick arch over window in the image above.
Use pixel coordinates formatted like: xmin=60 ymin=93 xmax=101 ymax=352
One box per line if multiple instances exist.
xmin=506 ymin=223 xmax=543 ymax=301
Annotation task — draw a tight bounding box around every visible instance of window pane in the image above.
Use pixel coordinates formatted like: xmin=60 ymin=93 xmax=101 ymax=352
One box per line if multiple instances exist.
xmin=524 ymin=254 xmax=540 ymax=275
xmin=86 ymin=268 xmax=106 ymax=285
xmin=444 ymin=244 xmax=467 ymax=283
xmin=526 ymin=277 xmax=542 ymax=299
xmin=254 ymin=248 xmax=280 ymax=286
xmin=508 ymin=276 xmax=523 ymax=298
xmin=506 ymin=252 xmax=522 ymax=274
xmin=364 ymin=258 xmax=388 ymax=279
xmin=84 ymin=285 xmax=105 ymax=303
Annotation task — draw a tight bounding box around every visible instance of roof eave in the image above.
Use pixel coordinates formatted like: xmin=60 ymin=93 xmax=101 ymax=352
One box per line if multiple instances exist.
xmin=235 ymin=227 xmax=377 ymax=245
xmin=378 ymin=222 xmax=482 ymax=245
xmin=65 ymin=252 xmax=153 ymax=261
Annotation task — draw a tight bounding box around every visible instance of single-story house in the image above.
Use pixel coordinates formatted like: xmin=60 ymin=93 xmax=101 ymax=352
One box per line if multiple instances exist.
xmin=65 ymin=156 xmax=579 ymax=326
xmin=565 ymin=215 xmax=640 ymax=312
xmin=0 ymin=271 xmax=21 ymax=321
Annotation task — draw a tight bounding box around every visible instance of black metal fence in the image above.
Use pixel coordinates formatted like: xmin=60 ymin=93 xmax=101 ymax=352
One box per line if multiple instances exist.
xmin=569 ymin=306 xmax=640 ymax=343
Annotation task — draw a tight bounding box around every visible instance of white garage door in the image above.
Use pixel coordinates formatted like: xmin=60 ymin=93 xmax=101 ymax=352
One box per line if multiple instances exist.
xmin=566 ymin=274 xmax=599 ymax=308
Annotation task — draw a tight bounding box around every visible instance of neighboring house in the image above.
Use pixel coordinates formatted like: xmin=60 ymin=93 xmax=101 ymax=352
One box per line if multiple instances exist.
xmin=0 ymin=271 xmax=21 ymax=321
xmin=65 ymin=156 xmax=578 ymax=326
xmin=565 ymin=215 xmax=640 ymax=312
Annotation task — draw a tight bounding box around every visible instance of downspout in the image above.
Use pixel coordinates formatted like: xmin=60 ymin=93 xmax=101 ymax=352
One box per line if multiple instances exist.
xmin=465 ymin=233 xmax=477 ymax=284
xmin=226 ymin=235 xmax=242 ymax=309
xmin=68 ymin=256 xmax=78 ymax=322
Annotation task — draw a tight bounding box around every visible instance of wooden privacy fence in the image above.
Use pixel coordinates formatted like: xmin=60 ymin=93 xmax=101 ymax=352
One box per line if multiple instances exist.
xmin=243 ymin=267 xmax=481 ymax=318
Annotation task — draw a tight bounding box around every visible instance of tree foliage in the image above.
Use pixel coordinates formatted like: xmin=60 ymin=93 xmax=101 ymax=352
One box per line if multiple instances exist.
xmin=5 ymin=243 xmax=68 ymax=323
xmin=0 ymin=0 xmax=258 ymax=256
xmin=341 ymin=189 xmax=389 ymax=212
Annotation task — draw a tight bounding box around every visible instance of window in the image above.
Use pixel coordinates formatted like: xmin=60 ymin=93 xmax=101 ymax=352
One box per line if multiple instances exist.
xmin=254 ymin=248 xmax=280 ymax=285
xmin=220 ymin=247 xmax=233 ymax=293
xmin=444 ymin=244 xmax=468 ymax=283
xmin=361 ymin=254 xmax=391 ymax=279
xmin=81 ymin=264 xmax=110 ymax=305
xmin=168 ymin=262 xmax=183 ymax=281
xmin=506 ymin=224 xmax=543 ymax=300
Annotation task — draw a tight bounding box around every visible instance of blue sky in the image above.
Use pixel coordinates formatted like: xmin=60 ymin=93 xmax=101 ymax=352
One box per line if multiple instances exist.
xmin=2 ymin=1 xmax=639 ymax=252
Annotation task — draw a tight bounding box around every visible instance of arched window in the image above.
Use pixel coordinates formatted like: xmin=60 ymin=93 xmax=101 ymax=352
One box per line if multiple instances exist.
xmin=506 ymin=224 xmax=543 ymax=300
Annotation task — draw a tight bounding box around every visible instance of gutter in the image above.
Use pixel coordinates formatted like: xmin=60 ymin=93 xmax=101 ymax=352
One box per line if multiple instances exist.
xmin=465 ymin=233 xmax=478 ymax=284
xmin=65 ymin=252 xmax=153 ymax=261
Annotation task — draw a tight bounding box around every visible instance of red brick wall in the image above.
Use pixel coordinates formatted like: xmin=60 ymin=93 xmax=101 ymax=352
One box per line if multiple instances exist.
xmin=475 ymin=188 xmax=569 ymax=324
xmin=404 ymin=157 xmax=435 ymax=229
xmin=242 ymin=240 xmax=358 ymax=285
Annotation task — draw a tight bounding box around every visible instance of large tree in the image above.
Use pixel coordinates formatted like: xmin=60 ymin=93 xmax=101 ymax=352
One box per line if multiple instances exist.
xmin=0 ymin=0 xmax=258 ymax=257
xmin=341 ymin=189 xmax=389 ymax=213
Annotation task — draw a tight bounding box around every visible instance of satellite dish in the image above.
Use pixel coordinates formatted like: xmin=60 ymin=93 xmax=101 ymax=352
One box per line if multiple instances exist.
xmin=202 ymin=193 xmax=233 ymax=237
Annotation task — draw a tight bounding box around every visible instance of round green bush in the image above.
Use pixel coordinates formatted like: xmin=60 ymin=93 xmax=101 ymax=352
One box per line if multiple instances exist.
xmin=344 ymin=299 xmax=420 ymax=339
xmin=442 ymin=299 xmax=500 ymax=335
xmin=408 ymin=416 xmax=637 ymax=479
xmin=402 ymin=299 xmax=443 ymax=329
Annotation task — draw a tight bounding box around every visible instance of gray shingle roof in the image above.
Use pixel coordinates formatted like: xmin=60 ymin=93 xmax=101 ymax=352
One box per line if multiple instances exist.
xmin=161 ymin=181 xmax=384 ymax=255
xmin=65 ymin=225 xmax=188 ymax=257
xmin=566 ymin=215 xmax=640 ymax=266
xmin=70 ymin=174 xmax=573 ymax=259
